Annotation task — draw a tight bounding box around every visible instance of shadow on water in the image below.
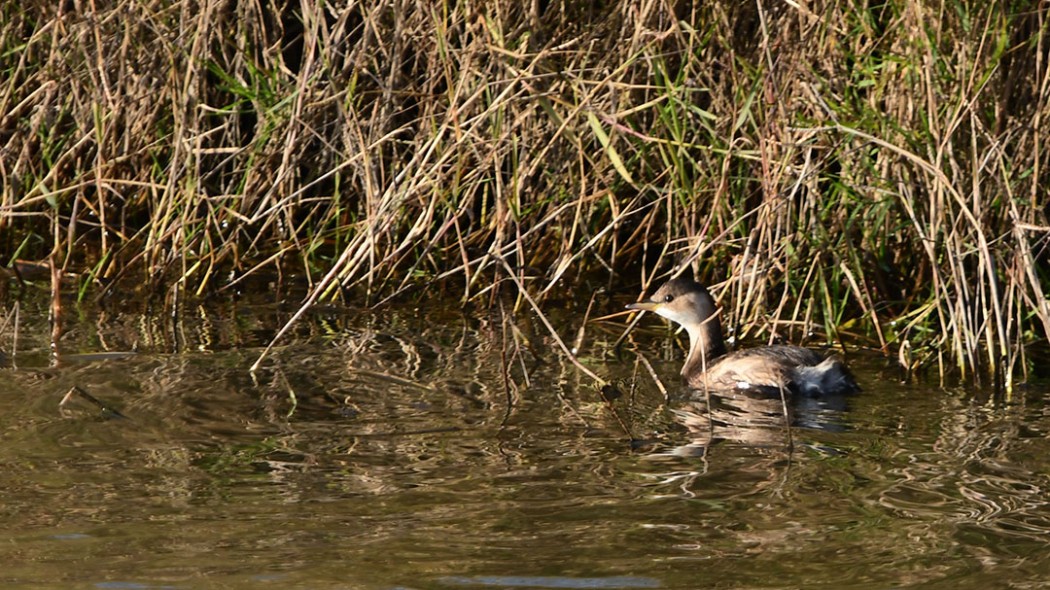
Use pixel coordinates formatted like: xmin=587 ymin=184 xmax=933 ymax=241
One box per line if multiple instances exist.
xmin=2 ymin=293 xmax=1050 ymax=588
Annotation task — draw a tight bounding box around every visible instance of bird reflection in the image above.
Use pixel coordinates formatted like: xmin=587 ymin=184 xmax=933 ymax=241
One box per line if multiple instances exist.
xmin=661 ymin=387 xmax=852 ymax=457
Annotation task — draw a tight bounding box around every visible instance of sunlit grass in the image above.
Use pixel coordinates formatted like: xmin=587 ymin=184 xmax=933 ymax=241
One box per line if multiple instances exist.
xmin=1 ymin=1 xmax=1048 ymax=386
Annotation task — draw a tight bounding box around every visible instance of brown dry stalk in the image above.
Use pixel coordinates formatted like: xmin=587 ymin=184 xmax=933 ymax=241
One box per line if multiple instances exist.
xmin=1 ymin=1 xmax=1048 ymax=386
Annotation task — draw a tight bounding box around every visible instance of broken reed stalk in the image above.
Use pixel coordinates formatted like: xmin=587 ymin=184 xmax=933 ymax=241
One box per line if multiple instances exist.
xmin=2 ymin=1 xmax=1050 ymax=387
xmin=497 ymin=257 xmax=608 ymax=388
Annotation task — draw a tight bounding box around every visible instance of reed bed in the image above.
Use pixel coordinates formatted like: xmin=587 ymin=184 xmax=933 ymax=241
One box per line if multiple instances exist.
xmin=2 ymin=1 xmax=1050 ymax=385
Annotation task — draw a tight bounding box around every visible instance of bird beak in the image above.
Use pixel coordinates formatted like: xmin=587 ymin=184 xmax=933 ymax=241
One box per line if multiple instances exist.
xmin=626 ymin=301 xmax=659 ymax=312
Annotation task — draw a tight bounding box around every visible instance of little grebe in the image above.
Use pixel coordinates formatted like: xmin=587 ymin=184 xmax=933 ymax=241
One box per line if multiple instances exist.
xmin=627 ymin=277 xmax=858 ymax=395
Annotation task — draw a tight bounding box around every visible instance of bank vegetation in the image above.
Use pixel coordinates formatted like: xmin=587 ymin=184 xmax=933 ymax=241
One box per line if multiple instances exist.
xmin=2 ymin=1 xmax=1050 ymax=384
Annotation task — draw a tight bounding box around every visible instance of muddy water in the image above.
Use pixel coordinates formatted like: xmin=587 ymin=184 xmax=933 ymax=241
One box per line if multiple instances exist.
xmin=2 ymin=293 xmax=1050 ymax=589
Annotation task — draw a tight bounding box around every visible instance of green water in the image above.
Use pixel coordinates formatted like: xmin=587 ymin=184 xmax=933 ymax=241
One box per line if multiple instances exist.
xmin=1 ymin=293 xmax=1049 ymax=589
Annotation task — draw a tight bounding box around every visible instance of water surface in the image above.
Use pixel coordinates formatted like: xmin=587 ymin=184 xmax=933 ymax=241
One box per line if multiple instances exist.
xmin=2 ymin=293 xmax=1049 ymax=589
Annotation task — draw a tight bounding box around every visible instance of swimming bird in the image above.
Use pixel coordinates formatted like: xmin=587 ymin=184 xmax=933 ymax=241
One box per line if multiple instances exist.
xmin=627 ymin=277 xmax=858 ymax=395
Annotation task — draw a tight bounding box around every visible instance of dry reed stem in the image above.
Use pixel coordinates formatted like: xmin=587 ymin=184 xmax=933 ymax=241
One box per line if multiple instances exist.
xmin=2 ymin=1 xmax=1049 ymax=385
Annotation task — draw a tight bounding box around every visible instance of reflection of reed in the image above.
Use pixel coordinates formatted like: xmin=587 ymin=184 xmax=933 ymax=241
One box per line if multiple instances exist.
xmin=870 ymin=393 xmax=1050 ymax=557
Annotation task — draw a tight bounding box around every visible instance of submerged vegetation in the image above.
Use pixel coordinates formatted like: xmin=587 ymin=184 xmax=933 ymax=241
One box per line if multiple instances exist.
xmin=2 ymin=1 xmax=1050 ymax=383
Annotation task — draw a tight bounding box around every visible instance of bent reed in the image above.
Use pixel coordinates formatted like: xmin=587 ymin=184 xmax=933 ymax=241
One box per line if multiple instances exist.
xmin=2 ymin=1 xmax=1049 ymax=385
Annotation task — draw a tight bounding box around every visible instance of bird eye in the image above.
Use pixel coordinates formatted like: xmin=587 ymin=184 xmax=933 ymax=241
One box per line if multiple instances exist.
xmin=663 ymin=294 xmax=675 ymax=303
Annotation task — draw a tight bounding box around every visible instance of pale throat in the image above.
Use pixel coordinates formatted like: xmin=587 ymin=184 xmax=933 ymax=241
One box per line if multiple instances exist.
xmin=682 ymin=319 xmax=727 ymax=377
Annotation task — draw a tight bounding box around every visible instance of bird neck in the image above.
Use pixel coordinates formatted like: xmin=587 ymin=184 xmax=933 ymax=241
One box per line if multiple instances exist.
xmin=682 ymin=316 xmax=727 ymax=378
